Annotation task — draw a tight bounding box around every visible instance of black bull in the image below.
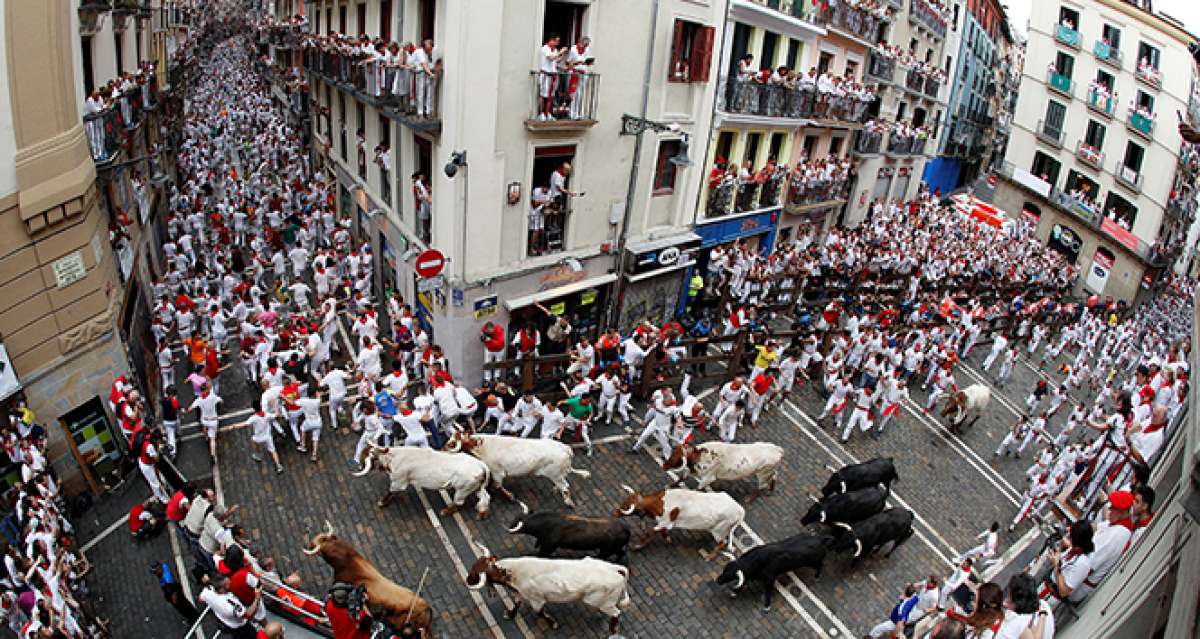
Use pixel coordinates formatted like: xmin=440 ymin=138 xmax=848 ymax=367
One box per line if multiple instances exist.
xmin=801 ymin=484 xmax=888 ymax=526
xmin=507 ymin=511 xmax=631 ymax=563
xmin=830 ymin=508 xmax=915 ymax=560
xmin=820 ymin=457 xmax=898 ymax=497
xmin=716 ymin=532 xmax=833 ymax=610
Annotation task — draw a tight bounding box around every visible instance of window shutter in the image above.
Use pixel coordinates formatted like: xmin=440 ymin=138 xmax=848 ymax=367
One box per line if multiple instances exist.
xmin=691 ymin=26 xmax=716 ymax=83
xmin=669 ymin=20 xmax=687 ymax=82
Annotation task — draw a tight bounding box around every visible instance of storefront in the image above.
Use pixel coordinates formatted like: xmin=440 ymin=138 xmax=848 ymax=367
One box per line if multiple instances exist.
xmin=620 ymin=232 xmax=701 ymax=330
xmin=692 ymin=208 xmax=779 ymax=279
xmin=504 ymin=272 xmax=617 ymax=342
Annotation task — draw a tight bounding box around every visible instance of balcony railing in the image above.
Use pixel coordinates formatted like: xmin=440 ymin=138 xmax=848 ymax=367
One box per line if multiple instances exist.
xmin=1036 ymin=119 xmax=1064 ymax=148
xmin=885 ymin=133 xmax=927 ymax=156
xmin=904 ymin=69 xmax=926 ymax=94
xmin=1114 ymin=161 xmax=1144 ymax=193
xmin=852 ymin=129 xmax=884 ymax=155
xmin=525 ymin=71 xmax=600 ymax=131
xmin=528 ymin=198 xmax=571 ymax=257
xmin=745 ymin=0 xmax=813 ymax=21
xmin=786 ymin=175 xmax=850 ymax=208
xmin=1087 ymin=87 xmax=1116 ymax=118
xmin=1047 ymin=69 xmax=1075 ymax=98
xmin=719 ymin=74 xmax=872 ymax=123
xmin=1054 ymin=24 xmax=1081 ymax=49
xmin=923 ymin=76 xmax=941 ymax=99
xmin=813 ymin=1 xmax=887 ymax=42
xmin=1075 ymin=140 xmax=1105 ymax=169
xmin=909 ymin=0 xmax=948 ymax=39
xmin=306 ymin=48 xmax=441 ymax=131
xmin=1136 ymin=64 xmax=1161 ymax=90
xmin=866 ymin=51 xmax=896 ymax=83
xmin=1093 ymin=40 xmax=1123 ymax=68
xmin=1127 ymin=110 xmax=1155 ymax=138
xmin=706 ymin=176 xmax=738 ymax=219
xmin=83 ymin=107 xmax=124 ymax=164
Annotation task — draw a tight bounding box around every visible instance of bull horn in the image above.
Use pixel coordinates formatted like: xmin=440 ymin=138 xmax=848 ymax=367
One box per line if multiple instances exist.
xmin=465 ymin=571 xmax=488 ymax=590
xmin=824 ymin=464 xmax=838 ymax=472
xmin=720 ymin=551 xmax=737 ymax=562
xmin=853 ymin=539 xmax=863 ymax=558
xmin=833 ymin=522 xmax=853 ymax=532
xmin=518 ymin=500 xmax=530 ymax=515
xmin=324 ymin=520 xmax=334 ymax=537
xmin=808 ymin=493 xmax=821 ymax=502
xmin=733 ymin=570 xmax=745 ymax=590
xmin=301 ymin=544 xmax=321 ymax=556
xmin=472 ymin=539 xmax=492 ymax=557
xmin=445 ymin=437 xmax=462 ymax=452
xmin=619 ymin=503 xmax=636 ymax=516
xmin=507 ymin=520 xmax=524 ymax=534
xmin=839 ymin=480 xmax=847 ymax=493
xmin=620 ymin=484 xmax=635 ymax=495
xmin=351 ymin=454 xmax=374 ymax=477
xmin=819 ymin=511 xmax=826 ymax=523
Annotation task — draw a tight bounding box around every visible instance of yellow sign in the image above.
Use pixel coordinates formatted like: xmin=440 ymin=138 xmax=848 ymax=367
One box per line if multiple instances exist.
xmin=549 ymin=301 xmax=566 ymax=316
xmin=580 ymin=289 xmax=597 ymax=305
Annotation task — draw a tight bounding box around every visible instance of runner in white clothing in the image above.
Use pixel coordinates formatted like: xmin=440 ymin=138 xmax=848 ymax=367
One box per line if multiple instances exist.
xmin=189 ymin=385 xmax=224 ymax=461
xmin=296 ymin=385 xmax=324 ymax=462
xmin=244 ymin=400 xmax=283 ymax=474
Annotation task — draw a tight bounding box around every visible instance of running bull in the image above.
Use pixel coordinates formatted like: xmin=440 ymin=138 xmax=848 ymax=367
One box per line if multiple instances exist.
xmin=800 ymin=483 xmax=889 ymax=526
xmin=507 ymin=503 xmax=631 ymax=563
xmin=820 ymin=457 xmax=898 ymax=497
xmin=830 ymin=507 xmax=915 ymax=562
xmin=613 ymin=485 xmax=744 ymax=560
xmin=353 ymin=445 xmax=492 ymax=518
xmin=302 ymin=521 xmax=434 ymax=635
xmin=941 ymin=383 xmax=991 ymax=432
xmin=715 ymin=532 xmax=833 ymax=611
xmin=662 ymin=441 xmax=784 ymax=502
xmin=466 ymin=542 xmax=632 ymax=633
xmin=445 ymin=432 xmax=592 ymax=507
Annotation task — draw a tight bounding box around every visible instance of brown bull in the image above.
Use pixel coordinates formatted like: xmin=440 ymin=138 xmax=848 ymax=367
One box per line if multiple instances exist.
xmin=303 ymin=522 xmax=434 ymax=634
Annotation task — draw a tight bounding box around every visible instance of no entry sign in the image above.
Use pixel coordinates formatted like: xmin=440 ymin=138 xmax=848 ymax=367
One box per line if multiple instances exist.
xmin=415 ymin=249 xmax=446 ymax=278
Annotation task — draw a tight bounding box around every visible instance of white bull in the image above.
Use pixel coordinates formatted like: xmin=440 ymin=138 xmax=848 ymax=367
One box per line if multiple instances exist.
xmin=466 ymin=546 xmax=631 ymax=633
xmin=614 ymin=486 xmax=745 ymax=559
xmin=662 ymin=441 xmax=784 ymax=501
xmin=445 ymin=432 xmax=591 ymax=507
xmin=942 ymin=383 xmax=991 ymax=431
xmin=353 ymin=445 xmax=492 ymax=518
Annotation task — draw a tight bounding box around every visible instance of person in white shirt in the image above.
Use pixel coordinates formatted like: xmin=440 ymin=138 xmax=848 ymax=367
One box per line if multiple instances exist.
xmin=189 ymin=384 xmax=224 ymax=461
xmin=244 ymin=400 xmax=283 ymax=474
xmin=1070 ymin=491 xmax=1134 ymax=602
xmin=566 ymin=37 xmax=593 ymax=119
xmin=995 ymin=574 xmax=1055 ymax=639
xmin=296 ymin=385 xmax=325 ymax=462
xmin=1045 ymin=520 xmax=1095 ymax=604
xmin=198 ymin=576 xmax=259 ymax=635
xmin=412 ymin=39 xmax=438 ymax=118
xmin=536 ymin=34 xmax=567 ymax=120
xmin=955 ymin=521 xmax=1000 ymax=565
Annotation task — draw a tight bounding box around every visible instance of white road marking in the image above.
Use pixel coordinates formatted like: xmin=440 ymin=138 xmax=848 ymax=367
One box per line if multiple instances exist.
xmin=80 ymin=515 xmax=129 ymax=553
xmin=981 ymin=525 xmax=1043 ymax=582
xmin=780 ymin=401 xmax=961 ymax=565
xmin=899 ymin=401 xmax=1023 ymax=503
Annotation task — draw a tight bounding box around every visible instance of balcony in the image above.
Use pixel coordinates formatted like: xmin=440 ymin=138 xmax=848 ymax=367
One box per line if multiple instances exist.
xmin=1113 ymin=161 xmax=1144 ymax=194
xmin=1135 ymin=63 xmax=1161 ymax=90
xmin=1035 ymin=119 xmax=1064 ymax=148
xmin=1126 ymin=109 xmax=1155 ymax=139
xmin=741 ymin=0 xmax=813 ymax=21
xmin=904 ymin=69 xmax=926 ymax=95
xmin=83 ymin=107 xmax=124 ymax=165
xmin=706 ymin=175 xmax=738 ymax=218
xmin=706 ymin=170 xmax=789 ymax=218
xmin=1075 ymin=140 xmax=1105 ymax=170
xmin=866 ymin=51 xmax=896 ymax=84
xmin=885 ymin=133 xmax=927 ymax=157
xmin=525 ymin=71 xmax=599 ymax=131
xmin=528 ymin=196 xmax=572 ymax=257
xmin=785 ymin=175 xmax=851 ymax=210
xmin=1087 ymin=87 xmax=1116 ymax=118
xmin=923 ymin=76 xmax=941 ymax=99
xmin=1054 ymin=24 xmax=1081 ymax=49
xmin=719 ymin=74 xmax=872 ymax=123
xmin=909 ymin=0 xmax=948 ymax=39
xmin=1046 ymin=69 xmax=1075 ymax=98
xmin=1093 ymin=40 xmax=1123 ymax=68
xmin=306 ymin=48 xmax=441 ymax=133
xmin=813 ymin=1 xmax=888 ymax=43
xmin=852 ymin=129 xmax=884 ymax=156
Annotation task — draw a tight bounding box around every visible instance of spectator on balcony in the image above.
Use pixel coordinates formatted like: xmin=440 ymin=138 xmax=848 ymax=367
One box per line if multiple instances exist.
xmin=412 ymin=172 xmax=432 ymax=241
xmin=566 ymin=37 xmax=594 ymax=120
xmin=537 ymin=34 xmax=569 ymax=121
xmin=549 ymin=162 xmax=578 ymax=212
xmin=737 ymin=160 xmax=758 ymax=212
xmin=412 ymin=39 xmax=438 ymax=119
xmin=528 ymin=184 xmax=552 ymax=256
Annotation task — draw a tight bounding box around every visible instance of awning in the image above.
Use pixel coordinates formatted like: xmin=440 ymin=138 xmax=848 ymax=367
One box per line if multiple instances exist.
xmin=504 ymin=273 xmax=618 ymax=311
xmin=626 ymin=232 xmax=702 ymax=255
xmin=627 ymin=259 xmax=696 ymax=283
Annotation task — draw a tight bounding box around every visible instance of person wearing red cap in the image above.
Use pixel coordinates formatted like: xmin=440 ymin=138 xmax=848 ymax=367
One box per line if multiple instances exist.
xmin=1072 ymin=490 xmax=1134 ymax=602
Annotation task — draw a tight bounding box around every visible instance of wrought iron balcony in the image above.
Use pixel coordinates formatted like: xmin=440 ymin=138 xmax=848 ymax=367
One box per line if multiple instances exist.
xmin=786 ymin=175 xmax=850 ymax=209
xmin=866 ymin=51 xmax=895 ymax=84
xmin=1092 ymin=40 xmax=1123 ymax=68
xmin=909 ymin=0 xmax=948 ymax=39
xmin=1135 ymin=63 xmax=1161 ymax=90
xmin=1113 ymin=160 xmax=1144 ymax=193
xmin=814 ymin=1 xmax=888 ymax=42
xmin=1035 ymin=119 xmax=1064 ymax=148
xmin=525 ymin=71 xmax=599 ymax=131
xmin=719 ymin=74 xmax=872 ymax=123
xmin=1087 ymin=87 xmax=1115 ymax=118
xmin=1054 ymin=24 xmax=1081 ymax=49
xmin=79 ymin=0 xmax=112 ymax=36
xmin=1046 ymin=69 xmax=1075 ymax=98
xmin=83 ymin=106 xmax=124 ymax=165
xmin=1126 ymin=110 xmax=1155 ymax=139
xmin=852 ymin=129 xmax=884 ymax=156
xmin=1075 ymin=140 xmax=1104 ymax=170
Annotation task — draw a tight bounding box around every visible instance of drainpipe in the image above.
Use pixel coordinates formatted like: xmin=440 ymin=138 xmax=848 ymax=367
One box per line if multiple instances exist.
xmin=606 ymin=0 xmax=660 ymax=329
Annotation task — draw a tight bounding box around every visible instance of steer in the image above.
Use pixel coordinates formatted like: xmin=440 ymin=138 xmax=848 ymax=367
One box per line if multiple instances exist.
xmin=819 ymin=457 xmax=898 ymax=497
xmin=800 ymin=483 xmax=889 ymax=526
xmin=302 ymin=522 xmax=434 ymax=635
xmin=715 ymin=532 xmax=833 ymax=610
xmin=941 ymin=383 xmax=991 ymax=432
xmin=445 ymin=432 xmax=592 ymax=507
xmin=353 ymin=445 xmax=492 ymax=518
xmin=662 ymin=441 xmax=784 ymax=502
xmin=829 ymin=507 xmax=915 ymax=562
xmin=466 ymin=542 xmax=632 ymax=633
xmin=613 ymin=485 xmax=744 ymax=560
xmin=507 ymin=504 xmax=631 ymax=563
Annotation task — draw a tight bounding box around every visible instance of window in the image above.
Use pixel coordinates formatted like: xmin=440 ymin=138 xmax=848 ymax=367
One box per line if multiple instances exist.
xmin=786 ymin=39 xmax=801 ymax=70
xmin=1054 ymin=52 xmax=1074 ymax=78
xmin=325 ymin=8 xmax=332 ymax=35
xmin=114 ymin=27 xmax=124 ymax=73
xmin=338 ymin=4 xmax=347 ymax=33
xmin=829 ymin=136 xmax=844 ymax=156
xmin=945 ymin=55 xmax=953 ymax=74
xmin=909 ymin=38 xmax=918 ymax=53
xmin=845 ymin=60 xmax=859 ymax=80
xmin=761 ymin=33 xmax=779 ymax=70
xmin=1032 ymin=151 xmax=1062 ymax=186
xmin=356 ymin=3 xmax=366 ymax=35
xmin=81 ymin=36 xmax=94 ymax=96
xmin=1066 ymin=170 xmax=1098 ymax=200
xmin=896 ymin=101 xmax=907 ymax=122
xmin=715 ymin=131 xmax=734 ymax=165
xmin=418 ymin=0 xmax=436 ymax=40
xmin=652 ymin=140 xmax=682 ymax=194
xmin=668 ymin=19 xmax=715 ymax=82
xmin=913 ymin=107 xmax=927 ymax=128
xmin=1137 ymin=41 xmax=1160 ymax=69
xmin=1102 ymin=24 xmax=1121 ymax=50
xmin=1058 ymin=7 xmax=1079 ymax=30
xmin=314 ymin=7 xmax=321 ymax=33
xmin=1104 ymin=192 xmax=1137 ymax=228
xmin=1095 ymin=70 xmax=1114 ymax=92
xmin=768 ymin=132 xmax=785 ymax=162
xmin=802 ymin=135 xmax=818 ymax=159
xmin=1122 ymin=141 xmax=1144 ymax=172
xmin=952 ymin=4 xmax=960 ymax=30
xmin=544 ymin=1 xmax=586 ymax=46
xmin=743 ymin=133 xmax=762 ymax=165
xmin=1135 ymin=90 xmax=1154 ymax=111
xmin=529 ymin=145 xmax=576 ymax=256
xmin=1084 ymin=120 xmax=1106 ymax=148
xmin=338 ymin=94 xmax=346 ymax=161
xmin=379 ymin=0 xmax=392 ymax=42
xmin=1044 ymin=100 xmax=1066 ymax=136
xmin=818 ymin=52 xmax=834 ymax=75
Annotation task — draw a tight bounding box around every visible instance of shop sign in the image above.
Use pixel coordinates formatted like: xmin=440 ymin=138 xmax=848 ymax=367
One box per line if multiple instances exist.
xmin=1086 ymin=248 xmax=1114 ymax=293
xmin=630 ymin=237 xmax=701 ymax=274
xmin=473 ymin=295 xmax=498 ymax=319
xmin=0 ymin=344 xmax=20 ymax=401
xmin=548 ymin=301 xmax=566 ymax=316
xmin=53 ymin=252 xmax=87 ymax=288
xmin=538 ymin=264 xmax=587 ymax=291
xmin=452 ymin=289 xmax=464 ymax=307
xmin=580 ymin=289 xmax=597 ymax=306
xmin=417 ymin=275 xmax=445 ymax=292
xmin=657 ymin=246 xmax=681 ymax=266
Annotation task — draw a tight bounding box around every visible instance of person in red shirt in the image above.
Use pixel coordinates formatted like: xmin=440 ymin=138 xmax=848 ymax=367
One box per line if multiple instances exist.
xmin=324 ymin=585 xmax=374 ymax=639
xmin=481 ymin=321 xmax=506 ymax=383
xmin=748 ymin=370 xmax=774 ymax=427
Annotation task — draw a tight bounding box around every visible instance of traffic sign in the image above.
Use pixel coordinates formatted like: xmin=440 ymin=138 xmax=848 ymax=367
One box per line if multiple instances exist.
xmin=415 ymin=249 xmax=446 ymax=278
xmin=417 ymin=275 xmax=445 ymax=293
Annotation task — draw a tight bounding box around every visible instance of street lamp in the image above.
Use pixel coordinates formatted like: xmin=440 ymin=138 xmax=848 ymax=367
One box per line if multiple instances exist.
xmin=606 ymin=115 xmax=692 ymax=328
